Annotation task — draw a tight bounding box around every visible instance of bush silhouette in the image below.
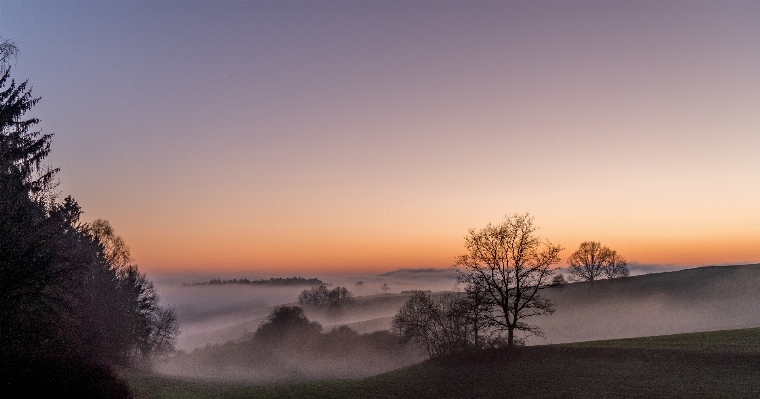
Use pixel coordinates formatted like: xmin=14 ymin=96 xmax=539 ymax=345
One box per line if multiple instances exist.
xmin=254 ymin=306 xmax=323 ymax=343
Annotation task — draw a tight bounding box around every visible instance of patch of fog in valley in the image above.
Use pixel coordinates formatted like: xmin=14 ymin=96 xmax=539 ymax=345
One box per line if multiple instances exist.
xmin=149 ymin=270 xmax=450 ymax=383
xmin=148 ymin=264 xmax=760 ymax=382
xmin=152 ymin=268 xmax=460 ymax=351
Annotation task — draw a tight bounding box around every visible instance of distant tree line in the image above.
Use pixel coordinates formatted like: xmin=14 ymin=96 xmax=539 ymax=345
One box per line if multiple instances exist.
xmin=185 ymin=277 xmax=324 ymax=286
xmin=298 ymin=285 xmax=354 ymax=308
xmin=0 ymin=38 xmax=177 ymax=396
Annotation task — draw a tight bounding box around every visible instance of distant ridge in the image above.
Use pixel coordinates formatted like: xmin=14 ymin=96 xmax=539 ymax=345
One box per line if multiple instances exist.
xmin=183 ymin=277 xmax=325 ymax=287
xmin=559 ymin=262 xmax=760 ymax=295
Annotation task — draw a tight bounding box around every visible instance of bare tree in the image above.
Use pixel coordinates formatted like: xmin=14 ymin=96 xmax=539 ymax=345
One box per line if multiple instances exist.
xmin=146 ymin=307 xmax=180 ymax=357
xmin=298 ymin=285 xmax=353 ymax=308
xmin=455 ymin=213 xmax=562 ymax=348
xmin=0 ymin=38 xmax=19 ymax=68
xmin=567 ymin=241 xmax=606 ymax=282
xmin=381 ymin=283 xmax=390 ymax=294
xmin=601 ymin=248 xmax=629 ymax=279
xmin=298 ymin=285 xmax=329 ymax=306
xmin=568 ymin=241 xmax=629 ymax=281
xmin=550 ymin=274 xmax=566 ymax=287
xmin=91 ymin=219 xmax=132 ymax=271
xmin=392 ymin=291 xmax=473 ymax=357
xmin=89 ymin=219 xmax=180 ymax=360
xmin=392 ymin=292 xmax=436 ymax=356
xmin=457 ymin=272 xmax=493 ymax=350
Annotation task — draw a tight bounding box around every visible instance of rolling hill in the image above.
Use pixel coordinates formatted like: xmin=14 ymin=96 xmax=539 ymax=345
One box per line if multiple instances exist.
xmin=132 ymin=327 xmax=760 ymax=398
xmin=170 ymin=263 xmax=760 ymax=352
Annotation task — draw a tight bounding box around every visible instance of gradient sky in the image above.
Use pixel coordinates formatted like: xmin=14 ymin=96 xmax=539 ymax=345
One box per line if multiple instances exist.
xmin=2 ymin=1 xmax=759 ymax=274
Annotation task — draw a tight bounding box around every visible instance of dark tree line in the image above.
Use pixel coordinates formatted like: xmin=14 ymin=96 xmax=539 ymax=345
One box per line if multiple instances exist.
xmin=185 ymin=276 xmax=324 ymax=286
xmin=0 ymin=39 xmax=177 ymax=395
xmin=298 ymin=285 xmax=354 ymax=308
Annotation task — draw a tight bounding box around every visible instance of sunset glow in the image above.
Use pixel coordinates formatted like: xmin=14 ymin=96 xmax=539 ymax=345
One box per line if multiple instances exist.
xmin=3 ymin=1 xmax=759 ymax=275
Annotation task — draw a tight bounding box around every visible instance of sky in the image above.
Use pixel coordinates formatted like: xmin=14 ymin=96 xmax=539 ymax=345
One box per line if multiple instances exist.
xmin=1 ymin=1 xmax=759 ymax=275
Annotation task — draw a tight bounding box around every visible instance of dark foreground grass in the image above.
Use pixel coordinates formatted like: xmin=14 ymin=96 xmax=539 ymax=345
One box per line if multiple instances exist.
xmin=563 ymin=326 xmax=760 ymax=354
xmin=130 ymin=328 xmax=760 ymax=399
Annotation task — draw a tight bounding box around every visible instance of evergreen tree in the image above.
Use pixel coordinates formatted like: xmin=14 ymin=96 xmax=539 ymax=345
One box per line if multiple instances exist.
xmin=0 ymin=38 xmax=177 ymax=395
xmin=0 ymin=38 xmax=63 ymax=358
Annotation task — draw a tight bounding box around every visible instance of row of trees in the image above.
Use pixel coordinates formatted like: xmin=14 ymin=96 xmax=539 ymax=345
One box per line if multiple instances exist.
xmin=298 ymin=285 xmax=354 ymax=308
xmin=186 ymin=277 xmax=324 ymax=286
xmin=567 ymin=241 xmax=629 ymax=281
xmin=0 ymin=38 xmax=178 ymax=388
xmin=393 ymin=213 xmax=629 ymax=357
xmin=392 ymin=291 xmax=489 ymax=357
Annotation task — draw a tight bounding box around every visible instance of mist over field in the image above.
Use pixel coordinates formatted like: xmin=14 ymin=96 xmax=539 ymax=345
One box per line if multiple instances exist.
xmin=150 ymin=271 xmax=451 ymax=382
xmin=153 ymin=268 xmax=459 ymax=351
xmin=144 ymin=264 xmax=760 ymax=384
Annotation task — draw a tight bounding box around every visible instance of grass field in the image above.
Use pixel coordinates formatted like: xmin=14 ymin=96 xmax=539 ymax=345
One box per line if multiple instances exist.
xmin=129 ymin=327 xmax=760 ymax=398
xmin=563 ymin=326 xmax=760 ymax=354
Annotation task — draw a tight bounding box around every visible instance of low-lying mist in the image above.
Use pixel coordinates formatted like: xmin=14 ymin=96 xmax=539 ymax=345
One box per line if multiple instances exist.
xmin=149 ymin=264 xmax=760 ymax=382
xmin=153 ymin=269 xmax=459 ymax=351
xmin=155 ymin=306 xmax=426 ymax=383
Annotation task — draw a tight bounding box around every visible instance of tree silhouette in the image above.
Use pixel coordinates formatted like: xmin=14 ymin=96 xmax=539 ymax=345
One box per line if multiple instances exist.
xmin=601 ymin=248 xmax=629 ymax=279
xmin=0 ymin=41 xmax=56 ymax=195
xmin=567 ymin=241 xmax=629 ymax=281
xmin=392 ymin=290 xmax=491 ymax=357
xmin=566 ymin=241 xmax=606 ymax=282
xmin=298 ymin=285 xmax=354 ymax=308
xmin=0 ymin=38 xmax=176 ymax=394
xmin=455 ymin=213 xmax=562 ymax=348
xmin=90 ymin=219 xmax=179 ymax=360
xmin=551 ymin=274 xmax=567 ymax=287
xmin=0 ymin=38 xmax=64 ymax=359
xmin=254 ymin=306 xmax=322 ymax=343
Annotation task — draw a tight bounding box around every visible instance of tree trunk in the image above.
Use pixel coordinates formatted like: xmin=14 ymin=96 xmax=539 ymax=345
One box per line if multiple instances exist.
xmin=507 ymin=326 xmax=514 ymax=348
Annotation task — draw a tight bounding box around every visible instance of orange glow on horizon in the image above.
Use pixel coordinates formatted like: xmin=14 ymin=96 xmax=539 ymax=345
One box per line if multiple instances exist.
xmin=132 ymin=226 xmax=760 ymax=275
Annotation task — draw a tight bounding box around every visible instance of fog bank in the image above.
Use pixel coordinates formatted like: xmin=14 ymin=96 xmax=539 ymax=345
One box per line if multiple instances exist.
xmin=152 ymin=269 xmax=458 ymax=351
xmin=147 ymin=264 xmax=760 ymax=383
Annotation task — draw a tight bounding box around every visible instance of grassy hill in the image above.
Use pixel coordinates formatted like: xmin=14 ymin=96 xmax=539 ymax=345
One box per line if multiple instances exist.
xmin=563 ymin=326 xmax=760 ymax=354
xmin=321 ymin=263 xmax=760 ymax=344
xmin=130 ymin=327 xmax=760 ymax=398
xmin=528 ymin=263 xmax=760 ymax=344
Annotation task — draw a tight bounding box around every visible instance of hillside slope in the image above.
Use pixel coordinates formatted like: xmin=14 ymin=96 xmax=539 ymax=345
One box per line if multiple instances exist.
xmin=531 ymin=263 xmax=760 ymax=344
xmin=132 ymin=328 xmax=760 ymax=399
xmin=175 ymin=264 xmax=760 ymax=349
